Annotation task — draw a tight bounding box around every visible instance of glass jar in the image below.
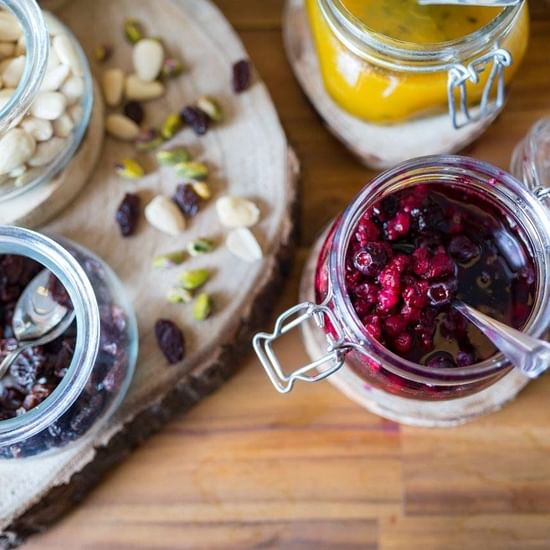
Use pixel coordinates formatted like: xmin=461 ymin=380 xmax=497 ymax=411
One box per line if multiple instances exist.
xmin=306 ymin=0 xmax=529 ymax=128
xmin=254 ymin=156 xmax=550 ymax=406
xmin=0 ymin=0 xmax=93 ymax=201
xmin=0 ymin=226 xmax=138 ymax=459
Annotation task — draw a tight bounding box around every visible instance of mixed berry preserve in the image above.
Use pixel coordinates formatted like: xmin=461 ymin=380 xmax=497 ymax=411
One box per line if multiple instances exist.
xmin=306 ymin=157 xmax=550 ymax=401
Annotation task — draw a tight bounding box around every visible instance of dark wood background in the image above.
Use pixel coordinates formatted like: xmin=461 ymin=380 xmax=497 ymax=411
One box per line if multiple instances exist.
xmin=26 ymin=1 xmax=550 ymax=548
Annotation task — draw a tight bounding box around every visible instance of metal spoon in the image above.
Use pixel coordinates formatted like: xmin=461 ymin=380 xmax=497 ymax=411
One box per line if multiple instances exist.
xmin=0 ymin=270 xmax=76 ymax=380
xmin=453 ymin=300 xmax=550 ymax=378
xmin=417 ymin=0 xmax=520 ymax=7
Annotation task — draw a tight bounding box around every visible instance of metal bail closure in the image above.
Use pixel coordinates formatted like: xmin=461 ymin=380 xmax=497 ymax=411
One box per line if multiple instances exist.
xmin=253 ymin=301 xmax=353 ymax=394
xmin=447 ymin=46 xmax=512 ymax=130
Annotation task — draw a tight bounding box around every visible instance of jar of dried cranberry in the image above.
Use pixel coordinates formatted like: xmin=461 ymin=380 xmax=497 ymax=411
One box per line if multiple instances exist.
xmin=254 ymin=156 xmax=550 ymax=426
xmin=0 ymin=226 xmax=137 ymax=458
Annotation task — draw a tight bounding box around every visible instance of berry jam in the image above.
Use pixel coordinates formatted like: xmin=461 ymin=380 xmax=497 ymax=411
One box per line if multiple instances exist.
xmin=343 ymin=183 xmax=537 ymax=368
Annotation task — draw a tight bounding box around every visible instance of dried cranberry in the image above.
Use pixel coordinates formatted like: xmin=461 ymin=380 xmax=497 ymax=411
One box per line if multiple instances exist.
xmin=384 ymin=212 xmax=411 ymax=241
xmin=448 ymin=235 xmax=480 ymax=263
xmin=426 ymin=351 xmax=457 ymax=369
xmin=155 ymin=319 xmax=185 ymax=364
xmin=377 ymin=289 xmax=399 ymax=313
xmin=353 ymin=243 xmax=388 ymax=277
xmin=383 ymin=314 xmax=408 ymax=337
xmin=173 ymin=183 xmax=200 ymax=218
xmin=123 ymin=101 xmax=144 ymax=125
xmin=115 ymin=193 xmax=141 ymax=237
xmin=355 ymin=219 xmax=381 ymax=245
xmin=393 ymin=333 xmax=413 ymax=354
xmin=427 ymin=278 xmax=457 ymax=307
xmin=232 ymin=59 xmax=252 ymax=93
xmin=379 ymin=266 xmax=401 ymax=292
xmin=424 ymin=252 xmax=456 ymax=280
xmin=180 ymin=106 xmax=209 ymax=135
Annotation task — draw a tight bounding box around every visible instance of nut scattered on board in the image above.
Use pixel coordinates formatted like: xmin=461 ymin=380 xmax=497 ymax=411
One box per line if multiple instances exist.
xmin=216 ymin=196 xmax=260 ymax=228
xmin=125 ymin=74 xmax=165 ymax=101
xmin=175 ymin=161 xmax=208 ymax=180
xmin=136 ymin=128 xmax=163 ymax=151
xmin=166 ymin=288 xmax=192 ymax=304
xmin=133 ymin=38 xmax=164 ymax=82
xmin=193 ymin=292 xmax=213 ymax=321
xmin=145 ymin=195 xmax=186 ymax=235
xmin=153 ymin=250 xmax=186 ymax=269
xmin=105 ymin=113 xmax=140 ymax=141
xmin=124 ymin=18 xmax=144 ymax=45
xmin=197 ymin=96 xmax=224 ymax=122
xmin=226 ymin=227 xmax=263 ymax=262
xmin=161 ymin=112 xmax=182 ymax=140
xmin=156 ymin=146 xmax=190 ymax=166
xmin=187 ymin=238 xmax=215 ymax=256
xmin=180 ymin=268 xmax=210 ymax=291
xmin=114 ymin=158 xmax=144 ymax=180
xmin=161 ymin=57 xmax=184 ymax=79
xmin=191 ymin=181 xmax=211 ymax=200
xmin=94 ymin=43 xmax=112 ymax=63
xmin=102 ymin=68 xmax=125 ymax=107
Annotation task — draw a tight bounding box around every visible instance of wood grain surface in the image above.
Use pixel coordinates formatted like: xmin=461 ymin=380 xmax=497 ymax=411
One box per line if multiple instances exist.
xmin=23 ymin=1 xmax=550 ymax=548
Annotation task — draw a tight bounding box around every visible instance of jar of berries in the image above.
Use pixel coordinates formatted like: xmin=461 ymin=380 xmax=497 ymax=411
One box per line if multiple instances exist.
xmin=0 ymin=226 xmax=137 ymax=458
xmin=254 ymin=156 xmax=550 ymax=425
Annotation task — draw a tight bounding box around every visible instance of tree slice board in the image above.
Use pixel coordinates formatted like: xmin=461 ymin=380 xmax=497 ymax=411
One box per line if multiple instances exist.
xmin=299 ymin=229 xmax=529 ymax=427
xmin=0 ymin=81 xmax=105 ymax=228
xmin=283 ymin=0 xmax=498 ymax=169
xmin=0 ymin=0 xmax=298 ymax=546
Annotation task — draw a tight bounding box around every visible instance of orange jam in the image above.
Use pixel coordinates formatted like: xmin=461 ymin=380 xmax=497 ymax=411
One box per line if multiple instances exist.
xmin=306 ymin=0 xmax=529 ymax=123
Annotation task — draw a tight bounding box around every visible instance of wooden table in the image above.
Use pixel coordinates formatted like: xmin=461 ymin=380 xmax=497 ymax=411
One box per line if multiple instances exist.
xmin=25 ymin=1 xmax=550 ymax=548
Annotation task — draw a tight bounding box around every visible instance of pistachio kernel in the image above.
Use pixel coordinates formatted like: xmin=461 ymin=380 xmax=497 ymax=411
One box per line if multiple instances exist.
xmin=135 ymin=128 xmax=164 ymax=151
xmin=197 ymin=96 xmax=223 ymax=122
xmin=193 ymin=292 xmax=213 ymax=321
xmin=152 ymin=250 xmax=186 ymax=269
xmin=94 ymin=44 xmax=112 ymax=63
xmin=180 ymin=268 xmax=210 ymax=290
xmin=115 ymin=159 xmax=145 ymax=180
xmin=187 ymin=238 xmax=215 ymax=256
xmin=166 ymin=288 xmax=192 ymax=304
xmin=175 ymin=161 xmax=208 ymax=181
xmin=124 ymin=18 xmax=144 ymax=44
xmin=161 ymin=113 xmax=182 ymax=140
xmin=191 ymin=181 xmax=211 ymax=200
xmin=161 ymin=57 xmax=184 ymax=79
xmin=156 ymin=146 xmax=191 ymax=166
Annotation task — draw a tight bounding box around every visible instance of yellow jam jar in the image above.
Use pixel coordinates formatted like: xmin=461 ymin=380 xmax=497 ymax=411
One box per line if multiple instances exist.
xmin=306 ymin=0 xmax=529 ymax=127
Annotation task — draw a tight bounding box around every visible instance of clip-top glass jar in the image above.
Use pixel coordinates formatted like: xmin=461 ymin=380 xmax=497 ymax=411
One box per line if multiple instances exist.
xmin=0 ymin=0 xmax=93 ymax=201
xmin=306 ymin=0 xmax=528 ymax=129
xmin=254 ymin=156 xmax=550 ymax=425
xmin=0 ymin=226 xmax=137 ymax=458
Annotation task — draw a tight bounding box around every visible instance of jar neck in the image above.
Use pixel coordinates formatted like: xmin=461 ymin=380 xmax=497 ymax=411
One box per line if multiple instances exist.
xmin=328 ymin=155 xmax=550 ymax=386
xmin=317 ymin=0 xmax=524 ymax=72
xmin=0 ymin=0 xmax=49 ymax=135
xmin=0 ymin=226 xmax=100 ymax=447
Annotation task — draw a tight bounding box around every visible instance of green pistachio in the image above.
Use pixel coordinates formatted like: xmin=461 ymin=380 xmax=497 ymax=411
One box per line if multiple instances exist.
xmin=135 ymin=128 xmax=164 ymax=151
xmin=124 ymin=18 xmax=144 ymax=44
xmin=180 ymin=268 xmax=210 ymax=290
xmin=187 ymin=238 xmax=215 ymax=256
xmin=156 ymin=146 xmax=190 ymax=166
xmin=166 ymin=288 xmax=192 ymax=304
xmin=190 ymin=181 xmax=211 ymax=200
xmin=161 ymin=57 xmax=184 ymax=79
xmin=175 ymin=161 xmax=208 ymax=181
xmin=152 ymin=250 xmax=186 ymax=269
xmin=115 ymin=159 xmax=144 ymax=180
xmin=193 ymin=292 xmax=212 ymax=321
xmin=161 ymin=113 xmax=182 ymax=140
xmin=197 ymin=96 xmax=223 ymax=122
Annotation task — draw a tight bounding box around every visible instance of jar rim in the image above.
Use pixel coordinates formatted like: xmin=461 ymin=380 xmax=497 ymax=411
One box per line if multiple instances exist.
xmin=0 ymin=0 xmax=49 ymax=134
xmin=317 ymin=0 xmax=524 ymax=72
xmin=328 ymin=155 xmax=550 ymax=384
xmin=0 ymin=226 xmax=100 ymax=447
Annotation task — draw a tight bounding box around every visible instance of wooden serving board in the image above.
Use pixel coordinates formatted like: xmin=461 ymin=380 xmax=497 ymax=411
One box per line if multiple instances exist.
xmin=0 ymin=0 xmax=298 ymax=546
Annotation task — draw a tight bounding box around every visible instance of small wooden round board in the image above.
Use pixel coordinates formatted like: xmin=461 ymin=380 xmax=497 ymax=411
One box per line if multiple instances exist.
xmin=283 ymin=0 xmax=497 ymax=169
xmin=0 ymin=0 xmax=298 ymax=546
xmin=299 ymin=230 xmax=529 ymax=428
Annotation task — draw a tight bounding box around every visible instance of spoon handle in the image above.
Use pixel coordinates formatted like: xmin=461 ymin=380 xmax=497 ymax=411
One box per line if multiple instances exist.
xmin=0 ymin=346 xmax=25 ymax=380
xmin=453 ymin=301 xmax=550 ymax=378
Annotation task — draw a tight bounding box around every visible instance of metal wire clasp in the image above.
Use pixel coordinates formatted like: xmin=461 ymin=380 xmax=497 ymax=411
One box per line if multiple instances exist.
xmin=447 ymin=46 xmax=512 ymax=130
xmin=253 ymin=301 xmax=353 ymax=393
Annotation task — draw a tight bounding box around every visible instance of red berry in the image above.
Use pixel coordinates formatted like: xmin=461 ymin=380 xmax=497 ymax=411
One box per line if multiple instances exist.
xmin=379 ymin=267 xmax=401 ymax=292
xmin=425 ymin=252 xmax=456 ymax=280
xmin=394 ymin=333 xmax=413 ymax=354
xmin=377 ymin=289 xmax=399 ymax=313
xmin=412 ymin=247 xmax=431 ymax=277
xmin=384 ymin=212 xmax=411 ymax=241
xmin=383 ymin=314 xmax=408 ymax=337
xmin=353 ymin=242 xmax=388 ymax=277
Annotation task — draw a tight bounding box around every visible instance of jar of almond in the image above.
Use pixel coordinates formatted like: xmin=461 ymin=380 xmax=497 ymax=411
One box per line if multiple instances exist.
xmin=0 ymin=0 xmax=92 ymax=200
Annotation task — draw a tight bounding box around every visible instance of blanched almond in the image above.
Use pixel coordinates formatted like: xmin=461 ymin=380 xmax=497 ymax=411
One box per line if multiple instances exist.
xmin=226 ymin=228 xmax=263 ymax=262
xmin=145 ymin=195 xmax=186 ymax=235
xmin=216 ymin=196 xmax=260 ymax=228
xmin=102 ymin=68 xmax=124 ymax=107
